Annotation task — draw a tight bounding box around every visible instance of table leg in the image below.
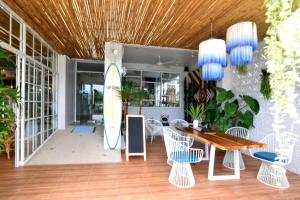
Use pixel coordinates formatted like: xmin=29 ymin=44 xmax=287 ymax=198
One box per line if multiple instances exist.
xmin=208 ymin=145 xmax=240 ymax=181
xmin=204 ymin=143 xmax=209 ymax=160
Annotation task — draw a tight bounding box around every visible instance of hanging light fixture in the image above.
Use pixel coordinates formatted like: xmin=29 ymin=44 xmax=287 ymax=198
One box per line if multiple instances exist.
xmin=198 ymin=20 xmax=227 ymax=81
xmin=198 ymin=39 xmax=226 ymax=80
xmin=226 ymin=21 xmax=258 ymax=66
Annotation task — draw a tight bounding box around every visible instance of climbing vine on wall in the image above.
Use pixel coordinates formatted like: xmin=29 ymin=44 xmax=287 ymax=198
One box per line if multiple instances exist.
xmin=264 ymin=0 xmax=300 ymax=126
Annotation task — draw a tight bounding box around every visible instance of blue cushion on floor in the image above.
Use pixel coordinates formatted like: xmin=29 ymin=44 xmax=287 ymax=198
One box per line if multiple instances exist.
xmin=170 ymin=151 xmax=201 ymax=163
xmin=254 ymin=151 xmax=280 ymax=163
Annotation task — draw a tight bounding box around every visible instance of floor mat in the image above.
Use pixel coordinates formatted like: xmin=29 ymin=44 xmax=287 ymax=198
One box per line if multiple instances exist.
xmin=72 ymin=126 xmax=96 ymax=134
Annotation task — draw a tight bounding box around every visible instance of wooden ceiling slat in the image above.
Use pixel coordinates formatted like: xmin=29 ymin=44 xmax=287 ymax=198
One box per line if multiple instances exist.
xmin=3 ymin=0 xmax=267 ymax=60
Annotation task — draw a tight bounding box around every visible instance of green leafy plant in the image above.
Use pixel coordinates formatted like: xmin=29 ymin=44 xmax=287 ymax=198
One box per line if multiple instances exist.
xmin=132 ymin=89 xmax=148 ymax=115
xmin=185 ymin=103 xmax=205 ymax=121
xmin=204 ymin=87 xmax=260 ymax=132
xmin=260 ymin=69 xmax=272 ymax=100
xmin=0 ymin=48 xmax=20 ymax=152
xmin=119 ymin=80 xmax=135 ymax=126
xmin=119 ymin=80 xmax=149 ymax=127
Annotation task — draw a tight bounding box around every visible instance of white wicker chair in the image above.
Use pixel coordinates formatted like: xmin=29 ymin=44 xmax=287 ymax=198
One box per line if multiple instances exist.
xmin=164 ymin=127 xmax=194 ymax=166
xmin=250 ymin=132 xmax=297 ymax=188
xmin=145 ymin=119 xmax=164 ymax=144
xmin=222 ymin=127 xmax=249 ymax=170
xmin=170 ymin=119 xmax=190 ymax=128
xmin=164 ymin=131 xmax=203 ymax=188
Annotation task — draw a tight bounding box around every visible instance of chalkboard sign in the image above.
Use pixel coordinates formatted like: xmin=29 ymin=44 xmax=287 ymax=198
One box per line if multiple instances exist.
xmin=126 ymin=115 xmax=146 ymax=161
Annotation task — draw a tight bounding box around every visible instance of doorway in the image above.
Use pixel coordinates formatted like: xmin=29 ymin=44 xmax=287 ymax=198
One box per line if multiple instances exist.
xmin=76 ymin=72 xmax=104 ymax=124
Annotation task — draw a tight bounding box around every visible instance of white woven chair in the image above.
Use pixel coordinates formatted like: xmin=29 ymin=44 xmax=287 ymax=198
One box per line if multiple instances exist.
xmin=164 ymin=127 xmax=194 ymax=166
xmin=250 ymin=132 xmax=297 ymax=188
xmin=145 ymin=119 xmax=164 ymax=144
xmin=222 ymin=127 xmax=249 ymax=170
xmin=164 ymin=132 xmax=203 ymax=188
xmin=170 ymin=119 xmax=190 ymax=128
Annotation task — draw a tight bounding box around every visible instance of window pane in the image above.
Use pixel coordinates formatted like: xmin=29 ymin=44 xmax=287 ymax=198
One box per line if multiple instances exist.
xmin=48 ymin=50 xmax=53 ymax=68
xmin=123 ymin=77 xmax=140 ymax=88
xmin=162 ymin=73 xmax=180 ymax=80
xmin=126 ymin=70 xmax=141 ymax=77
xmin=142 ymin=71 xmax=160 ymax=82
xmin=42 ymin=43 xmax=48 ymax=66
xmin=0 ymin=7 xmax=9 ymax=31
xmin=0 ymin=7 xmax=9 ymax=43
xmin=34 ymin=37 xmax=41 ymax=62
xmin=11 ymin=17 xmax=20 ymax=38
xmin=161 ymin=79 xmax=180 ymax=107
xmin=142 ymin=82 xmax=160 ymax=107
xmin=26 ymin=30 xmax=33 ymax=56
xmin=0 ymin=28 xmax=9 ymax=43
xmin=11 ymin=36 xmax=20 ymax=49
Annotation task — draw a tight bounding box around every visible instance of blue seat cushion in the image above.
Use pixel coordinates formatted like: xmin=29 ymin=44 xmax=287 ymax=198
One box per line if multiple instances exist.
xmin=170 ymin=151 xmax=201 ymax=163
xmin=253 ymin=151 xmax=281 ymax=163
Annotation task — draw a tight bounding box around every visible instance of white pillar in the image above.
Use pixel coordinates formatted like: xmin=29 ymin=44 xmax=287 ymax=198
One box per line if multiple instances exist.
xmin=104 ymin=42 xmax=124 ymax=149
xmin=57 ymin=55 xmax=67 ymax=130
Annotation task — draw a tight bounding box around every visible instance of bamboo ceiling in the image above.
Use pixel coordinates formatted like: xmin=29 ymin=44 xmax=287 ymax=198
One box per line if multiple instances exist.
xmin=3 ymin=0 xmax=267 ymax=60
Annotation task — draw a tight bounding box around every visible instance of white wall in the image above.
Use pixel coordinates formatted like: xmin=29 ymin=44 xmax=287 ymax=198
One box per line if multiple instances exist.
xmin=125 ymin=62 xmax=186 ymax=122
xmin=222 ymin=42 xmax=300 ymax=175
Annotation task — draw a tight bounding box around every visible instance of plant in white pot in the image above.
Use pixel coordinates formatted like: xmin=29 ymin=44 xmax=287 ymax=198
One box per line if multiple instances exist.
xmin=185 ymin=103 xmax=205 ymax=128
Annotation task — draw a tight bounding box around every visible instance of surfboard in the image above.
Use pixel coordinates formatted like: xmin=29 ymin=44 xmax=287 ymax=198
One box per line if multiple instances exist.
xmin=103 ymin=64 xmax=122 ymax=149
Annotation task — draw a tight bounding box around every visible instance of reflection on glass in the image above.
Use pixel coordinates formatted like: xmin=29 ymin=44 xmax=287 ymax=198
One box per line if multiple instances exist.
xmin=161 ymin=79 xmax=180 ymax=107
xmin=11 ymin=17 xmax=20 ymax=37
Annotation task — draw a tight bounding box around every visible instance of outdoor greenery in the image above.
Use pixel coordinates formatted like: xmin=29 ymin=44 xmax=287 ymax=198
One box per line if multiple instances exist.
xmin=260 ymin=69 xmax=272 ymax=100
xmin=185 ymin=103 xmax=205 ymax=121
xmin=0 ymin=48 xmax=20 ymax=152
xmin=204 ymin=87 xmax=260 ymax=132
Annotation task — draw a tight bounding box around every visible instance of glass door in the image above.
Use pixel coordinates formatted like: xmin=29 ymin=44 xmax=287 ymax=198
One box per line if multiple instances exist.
xmin=76 ymin=72 xmax=104 ymax=124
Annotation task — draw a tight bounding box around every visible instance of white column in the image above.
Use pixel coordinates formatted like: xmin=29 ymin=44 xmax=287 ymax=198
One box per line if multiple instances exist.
xmin=104 ymin=42 xmax=124 ymax=149
xmin=57 ymin=55 xmax=67 ymax=130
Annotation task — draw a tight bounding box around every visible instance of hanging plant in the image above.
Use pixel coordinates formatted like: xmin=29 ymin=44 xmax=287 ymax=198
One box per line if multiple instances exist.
xmin=260 ymin=69 xmax=272 ymax=100
xmin=264 ymin=0 xmax=300 ymax=121
xmin=237 ymin=65 xmax=248 ymax=75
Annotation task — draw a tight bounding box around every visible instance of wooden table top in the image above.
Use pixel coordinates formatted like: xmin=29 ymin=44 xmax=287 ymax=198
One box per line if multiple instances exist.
xmin=176 ymin=127 xmax=267 ymax=151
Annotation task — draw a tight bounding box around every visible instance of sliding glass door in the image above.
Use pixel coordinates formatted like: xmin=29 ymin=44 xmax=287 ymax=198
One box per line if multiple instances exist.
xmin=76 ymin=72 xmax=104 ymax=124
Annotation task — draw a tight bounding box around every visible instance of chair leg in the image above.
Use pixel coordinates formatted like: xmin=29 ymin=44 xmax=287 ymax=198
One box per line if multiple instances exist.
xmin=167 ymin=159 xmax=173 ymax=166
xmin=223 ymin=150 xmax=245 ymax=170
xmin=151 ymin=136 xmax=154 ymax=144
xmin=5 ymin=142 xmax=10 ymax=160
xmin=257 ymin=162 xmax=289 ymax=188
xmin=168 ymin=162 xmax=195 ymax=188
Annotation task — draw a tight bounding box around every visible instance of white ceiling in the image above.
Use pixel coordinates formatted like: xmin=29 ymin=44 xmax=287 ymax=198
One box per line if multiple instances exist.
xmin=123 ymin=44 xmax=198 ymax=67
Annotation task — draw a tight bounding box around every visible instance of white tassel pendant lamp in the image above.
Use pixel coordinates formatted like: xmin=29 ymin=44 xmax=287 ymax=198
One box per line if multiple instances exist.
xmin=226 ymin=21 xmax=258 ymax=66
xmin=198 ymin=39 xmax=227 ymax=81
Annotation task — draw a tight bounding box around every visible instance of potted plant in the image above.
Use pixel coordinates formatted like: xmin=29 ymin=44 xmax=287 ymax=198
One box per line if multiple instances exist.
xmin=204 ymin=87 xmax=259 ymax=132
xmin=185 ymin=103 xmax=205 ymax=128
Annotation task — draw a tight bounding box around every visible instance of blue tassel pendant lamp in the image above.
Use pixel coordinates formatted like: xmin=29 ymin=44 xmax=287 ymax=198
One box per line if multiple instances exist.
xmin=226 ymin=21 xmax=258 ymax=66
xmin=198 ymin=39 xmax=227 ymax=81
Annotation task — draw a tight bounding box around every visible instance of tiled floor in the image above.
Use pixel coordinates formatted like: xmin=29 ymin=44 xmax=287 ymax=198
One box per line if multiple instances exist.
xmin=26 ymin=126 xmax=121 ymax=165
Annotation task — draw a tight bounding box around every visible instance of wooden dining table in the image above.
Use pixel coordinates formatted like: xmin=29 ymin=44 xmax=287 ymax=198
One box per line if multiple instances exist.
xmin=176 ymin=127 xmax=267 ymax=181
